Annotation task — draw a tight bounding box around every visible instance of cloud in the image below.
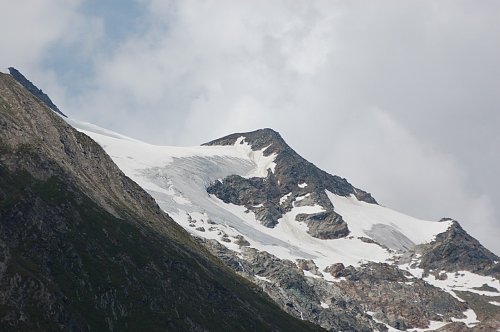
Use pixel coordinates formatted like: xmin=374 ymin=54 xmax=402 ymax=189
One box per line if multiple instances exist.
xmin=322 ymin=108 xmax=499 ymax=253
xmin=0 ymin=0 xmax=104 ymax=115
xmin=3 ymin=0 xmax=499 ymax=254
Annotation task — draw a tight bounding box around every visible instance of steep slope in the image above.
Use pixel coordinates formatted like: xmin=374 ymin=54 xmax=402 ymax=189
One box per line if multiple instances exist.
xmin=0 ymin=72 xmax=323 ymax=331
xmin=8 ymin=67 xmax=66 ymax=117
xmin=74 ymin=123 xmax=500 ymax=331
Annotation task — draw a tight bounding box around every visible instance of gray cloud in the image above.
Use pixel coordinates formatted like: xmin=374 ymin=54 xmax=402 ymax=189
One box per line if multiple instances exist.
xmin=1 ymin=0 xmax=499 ymax=254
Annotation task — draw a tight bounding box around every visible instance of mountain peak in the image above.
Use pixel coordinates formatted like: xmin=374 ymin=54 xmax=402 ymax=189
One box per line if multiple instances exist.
xmin=8 ymin=67 xmax=66 ymax=117
xmin=203 ymin=128 xmax=288 ymax=155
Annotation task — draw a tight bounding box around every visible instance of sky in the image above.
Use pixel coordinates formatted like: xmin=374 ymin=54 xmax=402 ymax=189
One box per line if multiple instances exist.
xmin=1 ymin=0 xmax=499 ymax=254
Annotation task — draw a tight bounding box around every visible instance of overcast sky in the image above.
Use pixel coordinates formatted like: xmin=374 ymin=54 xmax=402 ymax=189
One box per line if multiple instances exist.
xmin=1 ymin=0 xmax=499 ymax=254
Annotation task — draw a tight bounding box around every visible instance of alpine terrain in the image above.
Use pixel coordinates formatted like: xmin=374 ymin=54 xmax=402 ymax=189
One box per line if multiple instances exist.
xmin=3 ymin=68 xmax=500 ymax=331
xmin=0 ymin=70 xmax=323 ymax=331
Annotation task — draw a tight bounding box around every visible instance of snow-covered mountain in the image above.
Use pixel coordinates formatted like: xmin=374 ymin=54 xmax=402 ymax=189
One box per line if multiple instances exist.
xmin=71 ymin=118 xmax=500 ymax=331
xmin=6 ymin=67 xmax=500 ymax=331
xmin=0 ymin=72 xmax=322 ymax=331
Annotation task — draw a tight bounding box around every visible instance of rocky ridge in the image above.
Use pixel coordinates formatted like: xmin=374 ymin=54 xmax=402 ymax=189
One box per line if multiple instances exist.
xmin=416 ymin=221 xmax=500 ymax=278
xmin=8 ymin=67 xmax=66 ymax=117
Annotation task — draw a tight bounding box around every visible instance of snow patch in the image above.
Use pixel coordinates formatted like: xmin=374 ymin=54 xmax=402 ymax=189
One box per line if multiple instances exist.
xmin=280 ymin=192 xmax=292 ymax=205
xmin=424 ymin=271 xmax=500 ymax=298
xmin=254 ymin=275 xmax=272 ymax=283
xmin=298 ymin=182 xmax=308 ymax=188
xmin=451 ymin=309 xmax=479 ymax=327
xmin=398 ymin=263 xmax=425 ymax=279
xmin=366 ymin=311 xmax=400 ymax=332
xmin=408 ymin=320 xmax=449 ymax=331
xmin=328 ymin=192 xmax=452 ymax=249
xmin=65 ymin=118 xmax=141 ymax=142
xmin=294 ymin=193 xmax=311 ymax=203
xmin=303 ymin=270 xmax=322 ymax=279
xmin=233 ymin=137 xmax=277 ymax=177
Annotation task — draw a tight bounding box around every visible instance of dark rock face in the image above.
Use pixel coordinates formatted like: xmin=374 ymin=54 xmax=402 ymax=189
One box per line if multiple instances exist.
xmin=206 ymin=174 xmax=283 ymax=228
xmin=324 ymin=263 xmax=346 ymax=278
xmin=8 ymin=67 xmax=66 ymax=117
xmin=418 ymin=221 xmax=500 ymax=278
xmin=204 ymin=129 xmax=377 ymax=239
xmin=203 ymin=129 xmax=376 ymax=204
xmin=296 ymin=211 xmax=349 ymax=239
xmin=0 ymin=73 xmax=322 ymax=332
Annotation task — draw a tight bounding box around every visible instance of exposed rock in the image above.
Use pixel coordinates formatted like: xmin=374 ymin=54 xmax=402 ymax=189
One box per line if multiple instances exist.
xmin=195 ymin=226 xmax=205 ymax=232
xmin=296 ymin=259 xmax=323 ymax=276
xmin=437 ymin=272 xmax=448 ymax=280
xmin=297 ymin=211 xmax=349 ymax=239
xmin=196 ymin=236 xmax=480 ymax=332
xmin=233 ymin=235 xmax=250 ymax=246
xmin=338 ymin=263 xmax=468 ymax=329
xmin=472 ymin=284 xmax=498 ymax=293
xmin=198 ymin=240 xmax=386 ymax=332
xmin=8 ymin=67 xmax=66 ymax=117
xmin=324 ymin=263 xmax=345 ymax=278
xmin=418 ymin=221 xmax=500 ymax=278
xmin=204 ymin=128 xmax=380 ymax=240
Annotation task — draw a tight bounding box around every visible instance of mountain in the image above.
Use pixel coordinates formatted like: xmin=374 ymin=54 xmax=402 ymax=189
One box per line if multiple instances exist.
xmin=4 ymin=68 xmax=500 ymax=331
xmin=73 ymin=124 xmax=500 ymax=331
xmin=0 ymin=72 xmax=323 ymax=331
xmin=8 ymin=67 xmax=66 ymax=117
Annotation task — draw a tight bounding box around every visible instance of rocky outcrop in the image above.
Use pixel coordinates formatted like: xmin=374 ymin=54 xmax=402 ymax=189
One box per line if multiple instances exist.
xmin=205 ymin=129 xmax=379 ymax=239
xmin=418 ymin=220 xmax=500 ymax=278
xmin=0 ymin=73 xmax=322 ymax=331
xmin=8 ymin=67 xmax=66 ymax=117
xmin=296 ymin=211 xmax=349 ymax=239
xmin=206 ymin=174 xmax=283 ymax=227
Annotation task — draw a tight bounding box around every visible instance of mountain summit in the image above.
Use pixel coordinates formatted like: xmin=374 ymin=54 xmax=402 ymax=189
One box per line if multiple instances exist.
xmin=204 ymin=128 xmax=289 ymax=153
xmin=205 ymin=128 xmax=377 ymax=239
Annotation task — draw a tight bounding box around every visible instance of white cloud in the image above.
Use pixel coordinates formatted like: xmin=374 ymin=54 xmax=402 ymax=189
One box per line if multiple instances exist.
xmin=320 ymin=109 xmax=499 ymax=253
xmin=0 ymin=0 xmax=104 ymax=117
xmin=4 ymin=0 xmax=499 ymax=254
